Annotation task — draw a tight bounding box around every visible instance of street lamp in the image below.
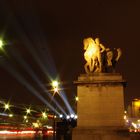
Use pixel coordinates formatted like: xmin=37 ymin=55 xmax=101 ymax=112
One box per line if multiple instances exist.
xmin=9 ymin=114 xmax=13 ymax=117
xmin=52 ymin=80 xmax=59 ymax=95
xmin=4 ymin=104 xmax=9 ymax=110
xmin=4 ymin=102 xmax=11 ymax=111
xmin=42 ymin=112 xmax=47 ymax=119
xmin=75 ymin=96 xmax=79 ymax=102
xmin=0 ymin=38 xmax=8 ymax=57
xmin=52 ymin=80 xmax=59 ymax=88
xmin=26 ymin=108 xmax=31 ymax=114
xmin=0 ymin=39 xmax=6 ymax=53
xmin=59 ymin=114 xmax=63 ymax=118
xmin=66 ymin=115 xmax=70 ymax=120
xmin=24 ymin=115 xmax=27 ymax=119
xmin=0 ymin=39 xmax=4 ymax=49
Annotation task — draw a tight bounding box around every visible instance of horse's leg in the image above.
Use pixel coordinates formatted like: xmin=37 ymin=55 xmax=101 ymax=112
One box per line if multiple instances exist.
xmin=84 ymin=63 xmax=90 ymax=74
xmin=91 ymin=58 xmax=95 ymax=72
xmin=97 ymin=53 xmax=102 ymax=72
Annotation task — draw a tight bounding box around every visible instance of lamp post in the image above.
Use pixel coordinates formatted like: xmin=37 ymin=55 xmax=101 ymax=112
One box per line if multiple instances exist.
xmin=51 ymin=80 xmax=59 ymax=140
xmin=53 ymin=115 xmax=56 ymax=140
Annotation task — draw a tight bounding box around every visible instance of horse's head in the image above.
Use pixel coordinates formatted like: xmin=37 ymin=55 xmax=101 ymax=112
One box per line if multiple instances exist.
xmin=83 ymin=37 xmax=95 ymax=50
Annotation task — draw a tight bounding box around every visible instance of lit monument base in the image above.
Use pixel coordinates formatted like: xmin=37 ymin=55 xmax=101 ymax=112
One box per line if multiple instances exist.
xmin=72 ymin=126 xmax=130 ymax=140
xmin=72 ymin=73 xmax=130 ymax=140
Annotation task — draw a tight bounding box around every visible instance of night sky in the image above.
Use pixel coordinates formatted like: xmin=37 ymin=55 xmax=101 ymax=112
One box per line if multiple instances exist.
xmin=0 ymin=0 xmax=140 ymax=110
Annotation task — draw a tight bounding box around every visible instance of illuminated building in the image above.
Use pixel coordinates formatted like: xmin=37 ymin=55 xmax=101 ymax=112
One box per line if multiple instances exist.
xmin=132 ymin=99 xmax=140 ymax=117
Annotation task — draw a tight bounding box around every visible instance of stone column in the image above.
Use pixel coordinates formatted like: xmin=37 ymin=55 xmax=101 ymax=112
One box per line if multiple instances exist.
xmin=72 ymin=73 xmax=130 ymax=140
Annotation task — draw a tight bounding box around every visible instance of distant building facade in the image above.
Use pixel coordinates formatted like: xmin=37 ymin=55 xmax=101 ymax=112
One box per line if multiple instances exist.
xmin=127 ymin=99 xmax=140 ymax=118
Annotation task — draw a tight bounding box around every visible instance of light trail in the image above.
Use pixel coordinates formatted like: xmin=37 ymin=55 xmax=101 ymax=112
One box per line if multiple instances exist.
xmin=0 ymin=130 xmax=36 ymax=135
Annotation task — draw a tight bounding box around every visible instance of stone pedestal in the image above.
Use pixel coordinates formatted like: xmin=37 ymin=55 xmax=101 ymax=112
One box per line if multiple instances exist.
xmin=72 ymin=73 xmax=130 ymax=140
xmin=73 ymin=127 xmax=130 ymax=140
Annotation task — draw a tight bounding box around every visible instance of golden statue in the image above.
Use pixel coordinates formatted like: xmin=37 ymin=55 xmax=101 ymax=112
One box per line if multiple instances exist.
xmin=83 ymin=37 xmax=105 ymax=73
xmin=83 ymin=37 xmax=122 ymax=73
